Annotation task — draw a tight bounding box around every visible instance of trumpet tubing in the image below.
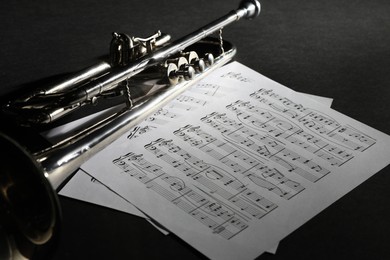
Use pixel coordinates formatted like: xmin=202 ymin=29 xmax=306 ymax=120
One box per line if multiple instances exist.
xmin=0 ymin=1 xmax=260 ymax=259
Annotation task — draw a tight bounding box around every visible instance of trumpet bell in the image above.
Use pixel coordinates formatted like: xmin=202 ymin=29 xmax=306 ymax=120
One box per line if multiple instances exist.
xmin=0 ymin=132 xmax=60 ymax=258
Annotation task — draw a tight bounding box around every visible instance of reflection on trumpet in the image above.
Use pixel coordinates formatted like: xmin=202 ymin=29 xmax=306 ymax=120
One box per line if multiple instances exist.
xmin=0 ymin=0 xmax=261 ymax=259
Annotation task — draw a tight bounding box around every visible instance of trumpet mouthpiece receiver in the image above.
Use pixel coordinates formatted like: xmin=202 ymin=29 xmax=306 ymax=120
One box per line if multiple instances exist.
xmin=239 ymin=0 xmax=261 ymax=20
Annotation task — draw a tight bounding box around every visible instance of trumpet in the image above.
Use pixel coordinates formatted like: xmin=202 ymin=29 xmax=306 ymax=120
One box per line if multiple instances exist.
xmin=0 ymin=0 xmax=260 ymax=258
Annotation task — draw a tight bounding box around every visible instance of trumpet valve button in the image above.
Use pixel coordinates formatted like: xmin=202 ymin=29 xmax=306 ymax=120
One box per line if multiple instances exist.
xmin=192 ymin=59 xmax=205 ymax=73
xmin=167 ymin=63 xmax=179 ymax=85
xmin=204 ymin=53 xmax=214 ymax=67
xmin=170 ymin=64 xmax=195 ymax=81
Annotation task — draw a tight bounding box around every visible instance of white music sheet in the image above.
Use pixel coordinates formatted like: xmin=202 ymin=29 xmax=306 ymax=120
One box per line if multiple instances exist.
xmin=58 ymin=90 xmax=333 ymax=254
xmin=79 ymin=62 xmax=390 ymax=260
xmin=59 ymin=168 xmax=170 ymax=235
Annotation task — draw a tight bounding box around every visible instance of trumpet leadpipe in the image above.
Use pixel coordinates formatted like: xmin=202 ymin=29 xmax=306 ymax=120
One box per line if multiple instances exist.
xmin=40 ymin=0 xmax=261 ymax=121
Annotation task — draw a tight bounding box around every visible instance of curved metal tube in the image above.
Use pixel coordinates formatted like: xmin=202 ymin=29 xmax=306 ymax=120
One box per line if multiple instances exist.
xmin=57 ymin=0 xmax=261 ymax=106
xmin=0 ymin=1 xmax=260 ymax=258
xmin=37 ymin=0 xmax=260 ymax=188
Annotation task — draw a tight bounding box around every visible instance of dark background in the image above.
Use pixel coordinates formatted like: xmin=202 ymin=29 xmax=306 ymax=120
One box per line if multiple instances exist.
xmin=1 ymin=0 xmax=389 ymax=259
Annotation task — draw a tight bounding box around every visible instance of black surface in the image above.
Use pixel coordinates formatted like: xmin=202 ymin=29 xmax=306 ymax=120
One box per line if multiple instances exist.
xmin=1 ymin=0 xmax=389 ymax=259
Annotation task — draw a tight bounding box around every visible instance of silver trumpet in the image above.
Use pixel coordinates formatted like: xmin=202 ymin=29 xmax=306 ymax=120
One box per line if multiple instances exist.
xmin=0 ymin=0 xmax=260 ymax=258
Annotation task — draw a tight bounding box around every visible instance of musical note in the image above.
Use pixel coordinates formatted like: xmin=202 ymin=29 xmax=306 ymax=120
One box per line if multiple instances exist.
xmin=144 ymin=138 xmax=277 ymax=219
xmin=112 ymin=152 xmax=249 ymax=240
xmin=127 ymin=125 xmax=156 ymax=140
xmin=190 ymin=83 xmax=221 ymax=96
xmin=153 ymin=108 xmax=179 ymax=119
xmin=221 ymin=72 xmax=252 ymax=83
xmin=249 ymin=89 xmax=377 ymax=152
xmin=174 ymin=124 xmax=305 ymax=199
xmin=175 ymin=94 xmax=208 ymax=106
xmin=201 ymin=112 xmax=330 ymax=182
xmin=225 ymin=100 xmax=356 ymax=167
xmin=145 ymin=116 xmax=170 ymax=125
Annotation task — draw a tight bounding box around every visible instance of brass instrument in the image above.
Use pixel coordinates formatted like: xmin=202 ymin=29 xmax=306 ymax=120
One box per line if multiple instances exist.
xmin=0 ymin=1 xmax=260 ymax=258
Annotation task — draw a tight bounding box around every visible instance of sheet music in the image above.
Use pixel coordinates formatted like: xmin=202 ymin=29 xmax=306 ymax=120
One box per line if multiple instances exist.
xmin=59 ymin=169 xmax=170 ymax=235
xmin=79 ymin=62 xmax=390 ymax=260
xmin=58 ymin=90 xmax=332 ymax=254
xmin=60 ymin=169 xmax=143 ymax=216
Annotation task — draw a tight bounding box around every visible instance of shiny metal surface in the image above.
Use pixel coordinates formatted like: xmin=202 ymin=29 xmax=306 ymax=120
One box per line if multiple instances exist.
xmin=0 ymin=1 xmax=260 ymax=259
xmin=40 ymin=41 xmax=236 ymax=189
